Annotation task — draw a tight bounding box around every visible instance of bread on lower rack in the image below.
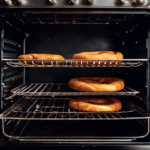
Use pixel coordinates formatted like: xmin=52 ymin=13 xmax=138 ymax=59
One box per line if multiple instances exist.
xmin=69 ymin=97 xmax=122 ymax=112
xmin=68 ymin=77 xmax=125 ymax=92
xmin=71 ymin=51 xmax=123 ymax=65
xmin=18 ymin=54 xmax=64 ymax=64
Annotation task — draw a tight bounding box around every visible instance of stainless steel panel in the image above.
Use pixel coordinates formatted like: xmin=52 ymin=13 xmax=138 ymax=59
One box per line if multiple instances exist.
xmin=0 ymin=0 xmax=150 ymax=8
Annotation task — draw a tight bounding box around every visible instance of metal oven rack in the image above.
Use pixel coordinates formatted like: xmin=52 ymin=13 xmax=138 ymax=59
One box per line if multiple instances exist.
xmin=1 ymin=97 xmax=150 ymax=120
xmin=1 ymin=58 xmax=149 ymax=141
xmin=0 ymin=97 xmax=150 ymax=141
xmin=10 ymin=83 xmax=139 ymax=97
xmin=3 ymin=59 xmax=148 ymax=68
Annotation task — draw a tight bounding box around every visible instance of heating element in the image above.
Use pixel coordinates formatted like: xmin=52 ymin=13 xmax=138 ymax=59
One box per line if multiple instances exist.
xmin=15 ymin=14 xmax=128 ymax=25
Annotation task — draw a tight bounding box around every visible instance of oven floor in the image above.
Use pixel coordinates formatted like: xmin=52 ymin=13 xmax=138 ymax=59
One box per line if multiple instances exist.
xmin=4 ymin=120 xmax=148 ymax=138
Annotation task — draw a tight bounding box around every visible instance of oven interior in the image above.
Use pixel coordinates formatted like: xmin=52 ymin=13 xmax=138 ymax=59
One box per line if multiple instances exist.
xmin=0 ymin=12 xmax=150 ymax=142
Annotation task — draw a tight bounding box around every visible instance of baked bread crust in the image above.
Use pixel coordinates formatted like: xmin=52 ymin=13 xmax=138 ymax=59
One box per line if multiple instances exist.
xmin=18 ymin=54 xmax=64 ymax=64
xmin=68 ymin=77 xmax=125 ymax=92
xmin=69 ymin=97 xmax=122 ymax=112
xmin=71 ymin=51 xmax=123 ymax=65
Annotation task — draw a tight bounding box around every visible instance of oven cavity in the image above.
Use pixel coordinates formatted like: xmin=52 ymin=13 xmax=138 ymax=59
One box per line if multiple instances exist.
xmin=0 ymin=13 xmax=150 ymax=142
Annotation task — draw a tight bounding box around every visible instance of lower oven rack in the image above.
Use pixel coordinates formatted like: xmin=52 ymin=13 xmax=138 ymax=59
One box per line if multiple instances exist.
xmin=10 ymin=83 xmax=139 ymax=97
xmin=2 ymin=117 xmax=149 ymax=142
xmin=3 ymin=59 xmax=148 ymax=68
xmin=1 ymin=97 xmax=150 ymax=120
xmin=1 ymin=97 xmax=150 ymax=141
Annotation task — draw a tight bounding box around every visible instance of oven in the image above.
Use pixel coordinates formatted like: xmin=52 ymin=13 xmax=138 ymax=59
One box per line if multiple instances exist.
xmin=0 ymin=0 xmax=150 ymax=149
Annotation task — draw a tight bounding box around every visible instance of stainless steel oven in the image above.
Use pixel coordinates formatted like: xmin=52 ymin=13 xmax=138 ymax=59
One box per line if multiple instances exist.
xmin=0 ymin=0 xmax=150 ymax=149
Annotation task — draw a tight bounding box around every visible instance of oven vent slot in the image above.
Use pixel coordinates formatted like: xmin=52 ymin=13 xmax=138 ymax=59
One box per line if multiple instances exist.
xmin=0 ymin=97 xmax=150 ymax=120
xmin=10 ymin=83 xmax=139 ymax=97
xmin=3 ymin=59 xmax=148 ymax=68
xmin=15 ymin=14 xmax=129 ymax=25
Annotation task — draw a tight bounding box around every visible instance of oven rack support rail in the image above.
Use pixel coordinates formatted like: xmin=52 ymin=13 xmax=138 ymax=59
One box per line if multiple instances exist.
xmin=9 ymin=83 xmax=140 ymax=97
xmin=3 ymin=59 xmax=148 ymax=68
xmin=0 ymin=97 xmax=150 ymax=121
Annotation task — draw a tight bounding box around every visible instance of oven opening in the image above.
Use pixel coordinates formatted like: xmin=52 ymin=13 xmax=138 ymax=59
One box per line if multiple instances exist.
xmin=1 ymin=13 xmax=150 ymax=142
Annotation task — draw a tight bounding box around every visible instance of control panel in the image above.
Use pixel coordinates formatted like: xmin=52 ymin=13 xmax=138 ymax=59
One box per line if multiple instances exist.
xmin=0 ymin=0 xmax=150 ymax=7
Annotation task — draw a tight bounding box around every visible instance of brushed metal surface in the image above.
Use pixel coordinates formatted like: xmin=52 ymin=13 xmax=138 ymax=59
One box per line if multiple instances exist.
xmin=0 ymin=0 xmax=150 ymax=8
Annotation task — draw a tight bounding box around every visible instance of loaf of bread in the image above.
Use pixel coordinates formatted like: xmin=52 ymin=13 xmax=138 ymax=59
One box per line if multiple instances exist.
xmin=69 ymin=97 xmax=122 ymax=112
xmin=18 ymin=54 xmax=64 ymax=64
xmin=71 ymin=51 xmax=123 ymax=65
xmin=68 ymin=77 xmax=125 ymax=92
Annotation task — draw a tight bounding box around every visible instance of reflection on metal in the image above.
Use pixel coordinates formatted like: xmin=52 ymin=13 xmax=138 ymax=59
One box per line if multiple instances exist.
xmin=1 ymin=97 xmax=150 ymax=120
xmin=3 ymin=59 xmax=147 ymax=68
xmin=9 ymin=83 xmax=140 ymax=97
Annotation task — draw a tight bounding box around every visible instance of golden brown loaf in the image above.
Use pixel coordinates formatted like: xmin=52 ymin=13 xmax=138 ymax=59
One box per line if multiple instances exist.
xmin=69 ymin=97 xmax=122 ymax=112
xmin=71 ymin=51 xmax=123 ymax=65
xmin=68 ymin=77 xmax=125 ymax=92
xmin=18 ymin=54 xmax=64 ymax=64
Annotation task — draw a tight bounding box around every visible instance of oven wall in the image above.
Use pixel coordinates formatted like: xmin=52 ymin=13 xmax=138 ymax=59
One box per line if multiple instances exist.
xmin=1 ymin=14 xmax=25 ymax=109
xmin=26 ymin=24 xmax=123 ymax=83
xmin=26 ymin=25 xmax=122 ymax=58
xmin=120 ymin=14 xmax=150 ymax=113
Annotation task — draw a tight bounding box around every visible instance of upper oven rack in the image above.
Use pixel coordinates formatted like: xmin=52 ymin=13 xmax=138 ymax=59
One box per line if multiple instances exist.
xmin=0 ymin=97 xmax=150 ymax=120
xmin=10 ymin=83 xmax=139 ymax=97
xmin=3 ymin=59 xmax=148 ymax=68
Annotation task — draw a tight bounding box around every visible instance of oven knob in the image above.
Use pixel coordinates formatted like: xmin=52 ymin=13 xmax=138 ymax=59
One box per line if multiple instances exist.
xmin=119 ymin=0 xmax=126 ymax=4
xmin=49 ymin=0 xmax=57 ymax=4
xmin=4 ymin=0 xmax=12 ymax=5
xmin=137 ymin=0 xmax=145 ymax=4
xmin=16 ymin=0 xmax=23 ymax=4
xmin=87 ymin=0 xmax=94 ymax=4
xmin=68 ymin=0 xmax=78 ymax=4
